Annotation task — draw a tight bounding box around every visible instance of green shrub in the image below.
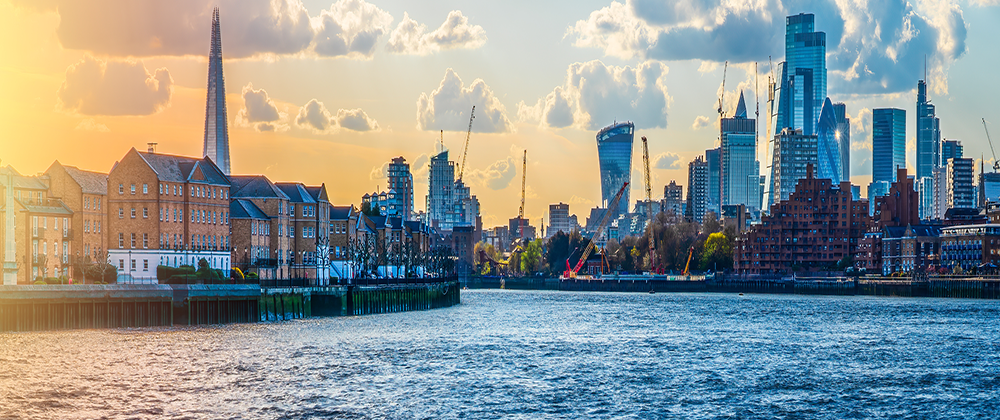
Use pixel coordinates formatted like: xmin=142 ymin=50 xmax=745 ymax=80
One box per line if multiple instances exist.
xmin=157 ymin=265 xmax=196 ymax=282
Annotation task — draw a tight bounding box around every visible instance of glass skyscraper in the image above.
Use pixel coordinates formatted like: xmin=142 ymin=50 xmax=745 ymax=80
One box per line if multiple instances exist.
xmin=872 ymin=108 xmax=906 ymax=186
xmin=721 ymin=92 xmax=760 ymax=211
xmin=777 ymin=13 xmax=826 ymax=137
xmin=596 ymin=122 xmax=634 ymax=216
xmin=816 ymin=98 xmax=841 ymax=184
xmin=833 ymin=102 xmax=850 ymax=182
xmin=203 ymin=8 xmax=231 ymax=175
xmin=916 ymin=79 xmax=941 ymax=179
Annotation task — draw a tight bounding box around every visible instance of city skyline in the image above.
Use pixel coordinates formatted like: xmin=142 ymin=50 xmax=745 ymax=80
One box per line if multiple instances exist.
xmin=2 ymin=1 xmax=1000 ymax=228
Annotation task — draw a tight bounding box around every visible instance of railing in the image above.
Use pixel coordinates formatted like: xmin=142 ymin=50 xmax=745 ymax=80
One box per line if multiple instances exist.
xmin=32 ymin=227 xmax=45 ymax=238
xmin=63 ymin=229 xmax=73 ymax=238
xmin=255 ymin=276 xmax=458 ymax=288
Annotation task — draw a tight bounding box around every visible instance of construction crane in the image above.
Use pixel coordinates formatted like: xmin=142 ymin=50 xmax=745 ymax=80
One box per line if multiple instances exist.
xmin=984 ymin=118 xmax=999 ymax=171
xmin=562 ymin=182 xmax=629 ymax=279
xmin=717 ymin=61 xmax=728 ymax=119
xmin=641 ymin=136 xmax=656 ymax=274
xmin=457 ymin=105 xmax=476 ymax=181
xmin=682 ymin=246 xmax=694 ymax=276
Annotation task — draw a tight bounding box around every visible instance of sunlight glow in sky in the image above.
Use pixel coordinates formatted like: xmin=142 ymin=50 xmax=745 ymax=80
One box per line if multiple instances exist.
xmin=1 ymin=0 xmax=999 ymax=227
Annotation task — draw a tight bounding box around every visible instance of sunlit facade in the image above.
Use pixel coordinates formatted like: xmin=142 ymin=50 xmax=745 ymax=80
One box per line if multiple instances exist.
xmin=816 ymin=98 xmax=841 ymax=184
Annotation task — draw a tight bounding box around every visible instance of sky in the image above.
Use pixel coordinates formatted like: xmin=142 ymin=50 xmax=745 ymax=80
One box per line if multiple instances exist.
xmin=1 ymin=0 xmax=999 ymax=228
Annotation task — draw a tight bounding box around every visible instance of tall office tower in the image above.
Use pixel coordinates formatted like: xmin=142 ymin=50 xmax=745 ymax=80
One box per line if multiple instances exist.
xmin=663 ymin=180 xmax=684 ymax=216
xmin=916 ymin=79 xmax=941 ymax=219
xmin=547 ymin=203 xmax=571 ymax=236
xmin=916 ymin=79 xmax=941 ymax=179
xmin=775 ymin=13 xmax=827 ymax=136
xmin=427 ymin=150 xmax=455 ymax=230
xmin=770 ymin=128 xmax=818 ymax=205
xmin=706 ymin=147 xmax=721 ymax=215
xmin=942 ymin=139 xmax=963 ymax=162
xmin=933 ymin=167 xmax=948 ymax=219
xmin=686 ymin=155 xmax=709 ymax=223
xmin=833 ymin=102 xmax=850 ymax=181
xmin=721 ymin=92 xmax=761 ymax=211
xmin=947 ymin=157 xmax=975 ymax=210
xmin=596 ymin=122 xmax=634 ymax=216
xmin=872 ymin=108 xmax=906 ymax=188
xmin=816 ymin=98 xmax=842 ymax=184
xmin=203 ymin=8 xmax=231 ymax=175
xmin=387 ymin=156 xmax=414 ymax=220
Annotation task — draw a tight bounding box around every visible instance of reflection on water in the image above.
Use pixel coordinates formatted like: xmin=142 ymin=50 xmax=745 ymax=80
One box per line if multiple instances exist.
xmin=2 ymin=290 xmax=999 ymax=419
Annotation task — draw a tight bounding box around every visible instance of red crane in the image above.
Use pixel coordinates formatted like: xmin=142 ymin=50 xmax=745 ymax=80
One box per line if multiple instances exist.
xmin=563 ymin=182 xmax=629 ymax=279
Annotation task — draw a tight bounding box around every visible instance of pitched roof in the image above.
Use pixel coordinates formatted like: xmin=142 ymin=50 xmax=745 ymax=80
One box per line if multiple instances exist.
xmin=63 ymin=165 xmax=108 ymax=195
xmin=230 ymin=175 xmax=289 ymax=199
xmin=1 ymin=166 xmax=47 ymax=190
xmin=274 ymin=183 xmax=317 ymax=204
xmin=230 ymin=199 xmax=269 ymax=220
xmin=135 ymin=150 xmax=229 ymax=185
xmin=304 ymin=185 xmax=328 ymax=202
xmin=330 ymin=205 xmax=353 ymax=220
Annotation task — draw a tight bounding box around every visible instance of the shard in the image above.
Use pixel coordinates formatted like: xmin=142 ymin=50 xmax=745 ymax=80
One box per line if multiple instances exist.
xmin=203 ymin=7 xmax=230 ymax=175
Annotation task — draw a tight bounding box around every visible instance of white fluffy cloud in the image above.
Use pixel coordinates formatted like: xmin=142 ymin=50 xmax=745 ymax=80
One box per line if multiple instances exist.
xmin=569 ymin=0 xmax=969 ymax=95
xmin=518 ymin=60 xmax=670 ymax=130
xmin=295 ymin=99 xmax=379 ymax=133
xmin=653 ymin=152 xmax=682 ymax=169
xmin=57 ymin=56 xmax=172 ymax=116
xmin=236 ymin=83 xmax=287 ymax=132
xmin=417 ymin=68 xmax=513 ymax=133
xmin=468 ymin=155 xmax=518 ymax=190
xmin=312 ymin=0 xmax=394 ymax=59
xmin=386 ymin=10 xmax=486 ymax=55
xmin=691 ymin=115 xmax=711 ymax=130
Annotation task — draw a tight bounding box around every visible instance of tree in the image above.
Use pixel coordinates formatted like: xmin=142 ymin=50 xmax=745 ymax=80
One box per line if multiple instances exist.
xmin=700 ymin=231 xmax=732 ymax=272
xmin=520 ymin=239 xmax=545 ymax=274
xmin=361 ymin=201 xmax=381 ymax=217
xmin=545 ymin=230 xmax=589 ymax=276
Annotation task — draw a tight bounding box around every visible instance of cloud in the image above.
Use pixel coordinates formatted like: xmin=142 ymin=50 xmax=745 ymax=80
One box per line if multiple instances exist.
xmin=521 ymin=60 xmax=670 ymax=130
xmin=57 ymin=56 xmax=172 ymax=116
xmin=851 ymin=107 xmax=872 ymax=151
xmin=691 ymin=115 xmax=711 ymax=130
xmin=336 ymin=108 xmax=380 ymax=131
xmin=568 ymin=195 xmax=596 ymax=209
xmin=75 ymin=118 xmax=110 ymax=133
xmin=369 ymin=161 xmax=389 ymax=180
xmin=312 ymin=0 xmax=394 ymax=59
xmin=416 ymin=68 xmax=513 ymax=133
xmin=25 ymin=0 xmax=399 ymax=60
xmin=295 ymin=99 xmax=379 ymax=133
xmin=386 ymin=10 xmax=486 ymax=55
xmin=411 ymin=153 xmax=430 ymax=183
xmin=653 ymin=152 xmax=682 ymax=169
xmin=468 ymin=155 xmax=518 ymax=190
xmin=569 ymin=0 xmax=968 ymax=95
xmin=236 ymin=83 xmax=288 ymax=132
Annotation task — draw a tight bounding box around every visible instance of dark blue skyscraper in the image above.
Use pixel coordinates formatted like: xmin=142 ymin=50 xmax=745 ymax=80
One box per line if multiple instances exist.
xmin=721 ymin=93 xmax=760 ymax=210
xmin=775 ymin=13 xmax=826 ymax=137
xmin=872 ymin=108 xmax=906 ymax=185
xmin=204 ymin=8 xmax=231 ymax=175
xmin=816 ymin=98 xmax=841 ymax=184
xmin=596 ymin=122 xmax=634 ymax=216
xmin=916 ymin=79 xmax=940 ymax=180
xmin=833 ymin=102 xmax=850 ymax=182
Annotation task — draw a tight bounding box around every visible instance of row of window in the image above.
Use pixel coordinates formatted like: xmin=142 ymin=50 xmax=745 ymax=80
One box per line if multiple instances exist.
xmin=120 ymin=182 xmax=229 ymax=201
xmin=84 ymin=196 xmax=103 ymax=211
xmin=83 ymin=219 xmax=102 ymax=234
xmin=31 ymin=240 xmax=69 ymax=263
xmin=31 ymin=216 xmax=70 ymax=236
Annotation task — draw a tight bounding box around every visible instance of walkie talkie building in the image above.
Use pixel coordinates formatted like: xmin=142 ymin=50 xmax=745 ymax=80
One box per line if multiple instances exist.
xmin=596 ymin=122 xmax=634 ymax=216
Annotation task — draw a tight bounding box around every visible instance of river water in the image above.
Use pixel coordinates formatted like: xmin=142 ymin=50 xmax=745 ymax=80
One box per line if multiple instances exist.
xmin=2 ymin=290 xmax=999 ymax=419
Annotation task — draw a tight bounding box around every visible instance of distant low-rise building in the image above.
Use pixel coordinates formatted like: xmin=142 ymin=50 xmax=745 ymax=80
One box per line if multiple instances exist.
xmin=940 ymin=224 xmax=1000 ymax=271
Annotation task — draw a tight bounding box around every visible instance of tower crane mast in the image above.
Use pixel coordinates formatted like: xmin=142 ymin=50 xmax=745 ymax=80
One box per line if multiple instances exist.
xmin=641 ymin=136 xmax=656 ymax=273
xmin=457 ymin=106 xmax=476 ymax=181
xmin=518 ymin=150 xmax=527 ymax=241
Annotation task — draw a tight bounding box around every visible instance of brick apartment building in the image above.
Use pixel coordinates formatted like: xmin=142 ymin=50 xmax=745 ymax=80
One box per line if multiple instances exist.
xmin=107 ymin=148 xmax=231 ymax=282
xmin=230 ymin=175 xmax=291 ymax=279
xmin=1 ymin=165 xmax=75 ymax=284
xmin=734 ymin=165 xmax=871 ymax=275
xmin=275 ymin=182 xmax=330 ymax=283
xmin=43 ymin=161 xmax=108 ymax=267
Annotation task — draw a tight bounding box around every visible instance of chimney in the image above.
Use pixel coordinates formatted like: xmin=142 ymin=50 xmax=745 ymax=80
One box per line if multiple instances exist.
xmin=147 ymin=142 xmax=157 ymax=153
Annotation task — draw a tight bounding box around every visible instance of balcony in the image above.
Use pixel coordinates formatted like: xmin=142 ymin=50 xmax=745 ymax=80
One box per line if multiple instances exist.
xmin=32 ymin=227 xmax=45 ymax=238
xmin=62 ymin=229 xmax=73 ymax=239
